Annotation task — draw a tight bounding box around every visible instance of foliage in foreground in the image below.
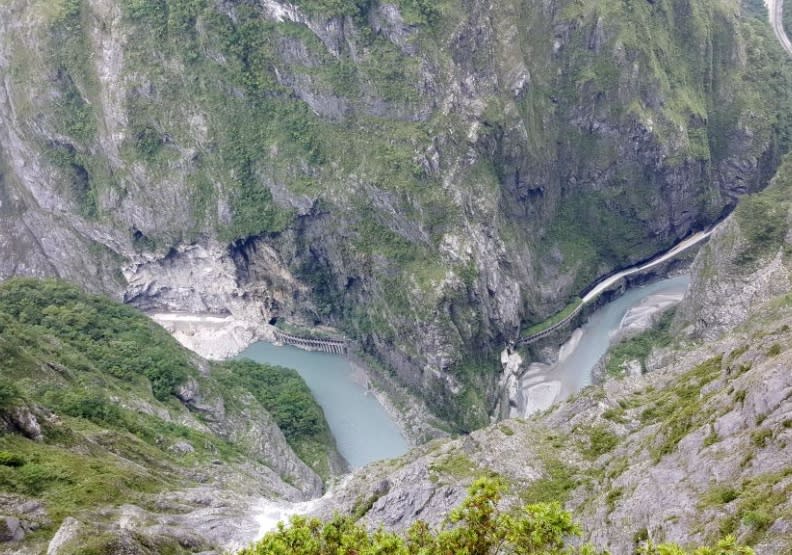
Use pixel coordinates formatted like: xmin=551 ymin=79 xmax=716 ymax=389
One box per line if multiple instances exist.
xmin=242 ymin=477 xmax=754 ymax=555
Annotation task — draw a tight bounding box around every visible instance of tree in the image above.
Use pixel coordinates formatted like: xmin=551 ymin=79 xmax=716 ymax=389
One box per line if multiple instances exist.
xmin=240 ymin=477 xmax=755 ymax=555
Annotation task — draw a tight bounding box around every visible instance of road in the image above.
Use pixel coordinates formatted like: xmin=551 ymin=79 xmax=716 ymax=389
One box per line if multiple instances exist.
xmin=581 ymin=1 xmax=787 ymax=304
xmin=150 ymin=312 xmax=233 ymax=324
xmin=581 ymin=229 xmax=713 ymax=304
xmin=768 ymin=0 xmax=792 ymax=58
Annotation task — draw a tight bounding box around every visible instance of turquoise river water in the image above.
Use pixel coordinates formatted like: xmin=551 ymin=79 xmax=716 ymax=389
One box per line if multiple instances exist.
xmin=237 ymin=342 xmax=409 ymax=468
xmin=238 ymin=276 xmax=690 ymax=468
xmin=552 ymin=274 xmax=691 ymax=399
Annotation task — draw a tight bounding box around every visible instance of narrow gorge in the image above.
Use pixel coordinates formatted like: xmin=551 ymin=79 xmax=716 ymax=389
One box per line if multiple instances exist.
xmin=2 ymin=0 xmax=792 ymax=553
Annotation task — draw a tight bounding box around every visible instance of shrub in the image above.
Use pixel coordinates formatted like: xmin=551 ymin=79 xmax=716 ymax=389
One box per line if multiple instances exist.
xmin=242 ymin=477 xmax=755 ymax=555
xmin=751 ymin=429 xmax=772 ymax=448
xmin=0 ymin=380 xmax=20 ymax=409
xmin=0 ymin=451 xmax=25 ymax=467
xmin=583 ymin=425 xmax=620 ymax=459
xmin=56 ymin=390 xmax=123 ymax=426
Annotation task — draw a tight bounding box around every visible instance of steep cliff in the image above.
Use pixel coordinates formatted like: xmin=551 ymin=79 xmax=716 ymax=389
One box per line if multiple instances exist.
xmin=1 ymin=0 xmax=791 ymax=429
xmin=304 ymin=154 xmax=792 ymax=553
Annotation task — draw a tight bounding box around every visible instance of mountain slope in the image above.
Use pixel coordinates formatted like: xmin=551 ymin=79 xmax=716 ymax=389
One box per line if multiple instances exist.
xmin=0 ymin=279 xmax=341 ymax=554
xmin=303 ymin=155 xmax=792 ymax=553
xmin=1 ymin=0 xmax=791 ymax=429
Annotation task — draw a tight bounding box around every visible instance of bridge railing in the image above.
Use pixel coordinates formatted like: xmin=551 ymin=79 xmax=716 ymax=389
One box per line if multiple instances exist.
xmin=518 ymin=228 xmax=714 ymax=347
xmin=273 ymin=329 xmax=347 ymax=355
xmin=518 ymin=302 xmax=585 ymax=346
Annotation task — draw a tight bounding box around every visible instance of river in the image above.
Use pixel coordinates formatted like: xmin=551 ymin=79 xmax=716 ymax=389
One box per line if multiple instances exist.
xmin=517 ymin=275 xmax=691 ymax=416
xmin=239 ymin=277 xmax=691 ymax=466
xmin=237 ymin=342 xmax=409 ymax=469
xmin=245 ymin=274 xmax=692 ymax=539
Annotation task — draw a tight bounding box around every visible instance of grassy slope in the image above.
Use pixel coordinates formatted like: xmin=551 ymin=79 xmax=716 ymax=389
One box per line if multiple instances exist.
xmin=733 ymin=153 xmax=792 ymax=265
xmin=0 ymin=279 xmax=337 ymax=541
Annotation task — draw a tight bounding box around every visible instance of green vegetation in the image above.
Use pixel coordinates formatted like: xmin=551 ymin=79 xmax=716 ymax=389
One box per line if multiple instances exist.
xmin=0 ymin=279 xmax=337 ymax=536
xmin=580 ymin=425 xmax=620 ymax=459
xmin=429 ymin=453 xmax=478 ymax=483
xmin=520 ymin=460 xmax=578 ymax=506
xmin=733 ymin=155 xmax=792 ymax=266
xmin=523 ymin=298 xmax=582 ymax=337
xmin=287 ymin=0 xmax=438 ymax=25
xmin=0 ymin=278 xmax=192 ymax=401
xmin=603 ymin=405 xmax=628 ymax=424
xmin=243 ymin=477 xmax=754 ymax=555
xmin=213 ymin=360 xmax=337 ymax=479
xmin=703 ymin=469 xmax=792 ymax=545
xmin=702 ymin=485 xmax=740 ymax=506
xmin=605 ymin=309 xmax=676 ymax=376
xmin=0 ymin=451 xmax=26 ymax=467
xmin=0 ymin=380 xmax=20 ymax=410
xmin=629 ymin=356 xmax=723 ymax=462
xmin=0 ymin=432 xmax=166 ymax=527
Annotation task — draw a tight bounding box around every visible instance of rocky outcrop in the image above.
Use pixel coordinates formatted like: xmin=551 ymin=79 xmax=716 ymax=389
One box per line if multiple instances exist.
xmin=172 ymin=375 xmax=324 ymax=497
xmin=0 ymin=406 xmax=42 ymax=441
xmin=44 ymin=489 xmax=262 ymax=555
xmin=676 ymin=226 xmax=792 ymax=340
xmin=676 ymin=155 xmax=792 ymax=339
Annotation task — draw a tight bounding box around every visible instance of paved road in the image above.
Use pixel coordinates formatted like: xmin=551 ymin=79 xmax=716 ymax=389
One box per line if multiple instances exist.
xmin=581 ymin=229 xmax=713 ymax=304
xmin=768 ymin=0 xmax=792 ymax=58
xmin=579 ymin=2 xmax=785 ymax=306
xmin=150 ymin=312 xmax=233 ymax=324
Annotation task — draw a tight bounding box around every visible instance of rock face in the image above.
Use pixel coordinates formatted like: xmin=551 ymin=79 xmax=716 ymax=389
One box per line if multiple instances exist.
xmin=43 ymin=490 xmax=265 ymax=555
xmin=676 ymin=223 xmax=792 ymax=341
xmin=1 ymin=406 xmax=43 ymax=441
xmin=123 ymin=239 xmax=315 ymax=358
xmin=0 ymin=516 xmax=24 ymax=543
xmin=309 ymin=156 xmax=792 ymax=553
xmin=0 ymin=0 xmax=791 ymax=428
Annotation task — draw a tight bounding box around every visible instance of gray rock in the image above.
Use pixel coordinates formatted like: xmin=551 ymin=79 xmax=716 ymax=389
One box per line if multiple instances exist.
xmin=46 ymin=518 xmax=83 ymax=555
xmin=0 ymin=517 xmax=23 ymax=542
xmin=169 ymin=440 xmax=195 ymax=455
xmin=6 ymin=407 xmax=42 ymax=441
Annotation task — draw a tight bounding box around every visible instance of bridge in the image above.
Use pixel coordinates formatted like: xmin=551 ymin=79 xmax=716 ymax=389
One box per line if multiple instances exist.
xmin=273 ymin=329 xmax=347 ymax=355
xmin=518 ymin=229 xmax=713 ymax=346
xmin=518 ymin=303 xmax=585 ymax=346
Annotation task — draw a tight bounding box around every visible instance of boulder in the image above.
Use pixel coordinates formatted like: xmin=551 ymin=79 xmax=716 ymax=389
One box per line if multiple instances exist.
xmin=0 ymin=516 xmax=24 ymax=542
